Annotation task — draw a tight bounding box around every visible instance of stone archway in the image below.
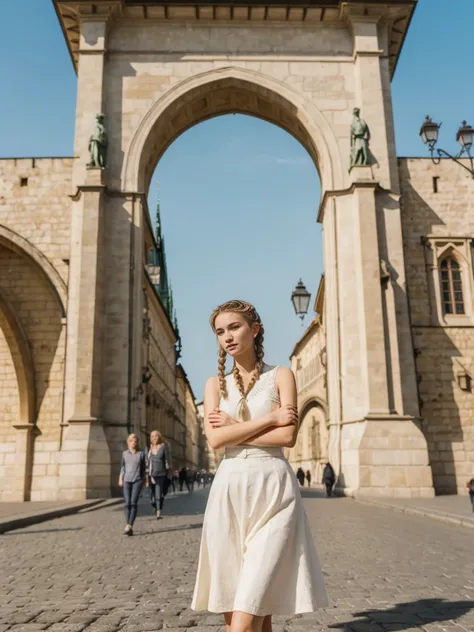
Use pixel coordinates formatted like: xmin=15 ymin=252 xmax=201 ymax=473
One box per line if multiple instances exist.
xmin=0 ymin=230 xmax=67 ymax=501
xmin=0 ymin=225 xmax=67 ymax=318
xmin=0 ymin=289 xmax=36 ymax=501
xmin=119 ymin=65 xmax=342 ymax=464
xmin=122 ymin=66 xmax=343 ymax=196
xmin=287 ymin=398 xmax=328 ymax=484
xmin=57 ymin=0 xmax=434 ymax=499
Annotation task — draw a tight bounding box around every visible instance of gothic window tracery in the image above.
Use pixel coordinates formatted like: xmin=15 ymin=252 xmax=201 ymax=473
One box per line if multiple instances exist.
xmin=440 ymin=257 xmax=465 ymax=315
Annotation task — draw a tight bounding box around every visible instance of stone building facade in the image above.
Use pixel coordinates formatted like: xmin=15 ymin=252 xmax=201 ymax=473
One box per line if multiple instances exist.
xmin=399 ymin=158 xmax=474 ymax=495
xmin=285 ymin=278 xmax=328 ymax=484
xmin=0 ymin=157 xmax=205 ymax=500
xmin=2 ymin=0 xmax=473 ymax=500
xmin=286 ymin=160 xmax=474 ymax=496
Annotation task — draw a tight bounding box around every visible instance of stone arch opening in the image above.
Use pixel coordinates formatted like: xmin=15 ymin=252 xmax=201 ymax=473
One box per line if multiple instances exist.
xmin=0 ymin=288 xmax=36 ymax=427
xmin=122 ymin=66 xmax=336 ymax=456
xmin=291 ymin=399 xmax=328 ymax=484
xmin=0 ymin=231 xmax=67 ymax=500
xmin=123 ymin=66 xmax=343 ymax=195
xmin=0 ymin=225 xmax=67 ymax=318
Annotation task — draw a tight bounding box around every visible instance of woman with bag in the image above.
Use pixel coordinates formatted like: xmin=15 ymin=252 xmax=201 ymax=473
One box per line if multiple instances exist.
xmin=148 ymin=430 xmax=172 ymax=519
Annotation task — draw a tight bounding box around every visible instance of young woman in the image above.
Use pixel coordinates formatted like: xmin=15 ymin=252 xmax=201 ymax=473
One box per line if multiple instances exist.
xmin=148 ymin=429 xmax=172 ymax=519
xmin=191 ymin=300 xmax=328 ymax=632
xmin=118 ymin=433 xmax=147 ymax=536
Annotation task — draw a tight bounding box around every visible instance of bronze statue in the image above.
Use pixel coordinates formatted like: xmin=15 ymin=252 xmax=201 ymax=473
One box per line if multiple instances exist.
xmin=350 ymin=107 xmax=370 ymax=169
xmin=87 ymin=114 xmax=108 ymax=169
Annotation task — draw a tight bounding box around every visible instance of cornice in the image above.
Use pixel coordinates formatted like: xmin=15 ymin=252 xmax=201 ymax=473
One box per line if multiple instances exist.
xmin=53 ymin=0 xmax=416 ymax=76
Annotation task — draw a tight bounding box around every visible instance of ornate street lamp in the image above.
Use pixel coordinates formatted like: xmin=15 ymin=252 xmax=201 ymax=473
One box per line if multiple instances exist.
xmin=291 ymin=279 xmax=311 ymax=323
xmin=456 ymin=120 xmax=474 ymax=153
xmin=420 ymin=115 xmax=474 ymax=177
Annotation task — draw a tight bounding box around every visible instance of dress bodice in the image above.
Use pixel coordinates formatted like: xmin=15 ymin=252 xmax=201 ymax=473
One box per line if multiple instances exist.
xmin=219 ymin=363 xmax=280 ymax=420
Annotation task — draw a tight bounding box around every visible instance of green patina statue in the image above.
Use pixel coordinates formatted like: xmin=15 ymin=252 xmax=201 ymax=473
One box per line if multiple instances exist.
xmin=350 ymin=107 xmax=370 ymax=169
xmin=87 ymin=113 xmax=108 ymax=169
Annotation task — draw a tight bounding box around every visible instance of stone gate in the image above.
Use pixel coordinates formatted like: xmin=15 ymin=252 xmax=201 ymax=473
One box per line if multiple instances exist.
xmin=1 ymin=0 xmax=439 ymax=500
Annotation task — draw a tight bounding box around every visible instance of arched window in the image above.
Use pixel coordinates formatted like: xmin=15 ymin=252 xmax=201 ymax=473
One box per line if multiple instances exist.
xmin=440 ymin=257 xmax=464 ymax=315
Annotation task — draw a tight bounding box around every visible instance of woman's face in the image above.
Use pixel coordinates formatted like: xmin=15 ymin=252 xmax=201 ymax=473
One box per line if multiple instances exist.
xmin=214 ymin=311 xmax=259 ymax=357
xmin=128 ymin=435 xmax=138 ymax=450
xmin=150 ymin=431 xmax=158 ymax=445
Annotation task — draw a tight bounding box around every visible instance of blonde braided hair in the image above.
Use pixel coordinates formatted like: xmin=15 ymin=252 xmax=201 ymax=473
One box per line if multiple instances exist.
xmin=209 ymin=300 xmax=265 ymax=420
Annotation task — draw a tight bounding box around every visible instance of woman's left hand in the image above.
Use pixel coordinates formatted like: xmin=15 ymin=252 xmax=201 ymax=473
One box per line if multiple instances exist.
xmin=208 ymin=408 xmax=236 ymax=428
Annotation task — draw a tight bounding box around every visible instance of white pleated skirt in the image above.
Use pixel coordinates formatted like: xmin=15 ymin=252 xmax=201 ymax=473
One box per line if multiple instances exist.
xmin=191 ymin=446 xmax=329 ymax=616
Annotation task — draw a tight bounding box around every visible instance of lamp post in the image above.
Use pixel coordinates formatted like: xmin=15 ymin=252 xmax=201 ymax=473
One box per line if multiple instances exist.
xmin=291 ymin=279 xmax=311 ymax=323
xmin=420 ymin=116 xmax=474 ymax=177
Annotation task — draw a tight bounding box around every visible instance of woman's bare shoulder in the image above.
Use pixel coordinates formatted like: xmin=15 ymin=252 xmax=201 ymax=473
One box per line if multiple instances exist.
xmin=204 ymin=376 xmax=220 ymax=394
xmin=275 ymin=365 xmax=295 ymax=380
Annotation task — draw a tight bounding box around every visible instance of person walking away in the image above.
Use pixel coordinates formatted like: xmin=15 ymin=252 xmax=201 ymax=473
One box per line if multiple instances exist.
xmin=191 ymin=299 xmax=328 ymax=630
xmin=179 ymin=466 xmax=190 ymax=492
xmin=466 ymin=478 xmax=474 ymax=512
xmin=296 ymin=466 xmax=305 ymax=486
xmin=172 ymin=470 xmax=179 ymax=494
xmin=119 ymin=433 xmax=147 ymax=535
xmin=305 ymin=469 xmax=312 ymax=487
xmin=322 ymin=462 xmax=336 ymax=498
xmin=148 ymin=430 xmax=172 ymax=519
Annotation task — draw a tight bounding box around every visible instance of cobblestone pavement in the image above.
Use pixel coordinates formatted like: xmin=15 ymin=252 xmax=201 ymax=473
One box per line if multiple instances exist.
xmin=1 ymin=487 xmax=474 ymax=632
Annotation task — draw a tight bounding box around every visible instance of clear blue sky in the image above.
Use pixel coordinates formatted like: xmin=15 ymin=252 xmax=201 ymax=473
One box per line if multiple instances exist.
xmin=1 ymin=0 xmax=473 ymax=399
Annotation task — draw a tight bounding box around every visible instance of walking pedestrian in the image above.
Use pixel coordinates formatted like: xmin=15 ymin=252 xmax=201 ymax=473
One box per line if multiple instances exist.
xmin=179 ymin=466 xmax=190 ymax=492
xmin=191 ymin=299 xmax=328 ymax=630
xmin=296 ymin=466 xmax=305 ymax=486
xmin=172 ymin=470 xmax=179 ymax=494
xmin=322 ymin=462 xmax=336 ymax=498
xmin=148 ymin=430 xmax=172 ymax=519
xmin=119 ymin=433 xmax=147 ymax=536
xmin=305 ymin=469 xmax=312 ymax=487
xmin=466 ymin=478 xmax=474 ymax=512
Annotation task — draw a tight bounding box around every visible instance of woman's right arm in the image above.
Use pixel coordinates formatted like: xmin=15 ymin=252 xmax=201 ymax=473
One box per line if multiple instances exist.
xmin=118 ymin=453 xmax=124 ymax=487
xmin=203 ymin=377 xmax=277 ymax=450
xmin=164 ymin=443 xmax=172 ymax=472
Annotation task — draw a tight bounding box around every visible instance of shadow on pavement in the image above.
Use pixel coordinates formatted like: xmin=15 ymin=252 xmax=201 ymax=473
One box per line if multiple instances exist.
xmin=112 ymin=488 xmax=208 ymax=518
xmin=330 ymin=598 xmax=474 ymax=631
xmin=4 ymin=527 xmax=83 ymax=535
xmin=300 ymin=488 xmax=342 ymax=500
xmin=132 ymin=523 xmax=202 ymax=536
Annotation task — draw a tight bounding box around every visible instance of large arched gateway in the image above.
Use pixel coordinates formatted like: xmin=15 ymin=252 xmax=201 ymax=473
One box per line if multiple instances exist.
xmin=2 ymin=0 xmax=445 ymax=500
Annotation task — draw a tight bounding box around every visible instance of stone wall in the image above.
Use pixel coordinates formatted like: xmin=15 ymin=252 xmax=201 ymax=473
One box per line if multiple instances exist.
xmin=400 ymin=158 xmax=474 ymax=494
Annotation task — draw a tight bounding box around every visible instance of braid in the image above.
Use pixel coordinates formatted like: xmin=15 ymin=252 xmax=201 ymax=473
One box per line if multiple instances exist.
xmin=232 ymin=364 xmax=246 ymax=398
xmin=217 ymin=347 xmax=228 ymax=399
xmin=209 ymin=300 xmax=265 ymax=403
xmin=244 ymin=325 xmax=265 ymax=395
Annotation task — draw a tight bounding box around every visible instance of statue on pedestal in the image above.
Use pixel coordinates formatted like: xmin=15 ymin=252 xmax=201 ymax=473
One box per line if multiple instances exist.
xmin=87 ymin=114 xmax=108 ymax=169
xmin=350 ymin=107 xmax=370 ymax=169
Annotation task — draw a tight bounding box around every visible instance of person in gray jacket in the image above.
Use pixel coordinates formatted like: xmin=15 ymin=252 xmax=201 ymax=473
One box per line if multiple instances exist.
xmin=148 ymin=430 xmax=172 ymax=519
xmin=119 ymin=433 xmax=147 ymax=535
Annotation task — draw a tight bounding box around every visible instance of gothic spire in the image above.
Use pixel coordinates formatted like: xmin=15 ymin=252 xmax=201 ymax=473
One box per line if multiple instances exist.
xmin=155 ymin=184 xmax=162 ymax=246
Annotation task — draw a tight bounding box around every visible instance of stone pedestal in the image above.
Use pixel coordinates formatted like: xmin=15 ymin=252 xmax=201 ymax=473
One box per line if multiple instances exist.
xmin=340 ymin=416 xmax=434 ymax=498
xmin=58 ymin=418 xmax=111 ymax=500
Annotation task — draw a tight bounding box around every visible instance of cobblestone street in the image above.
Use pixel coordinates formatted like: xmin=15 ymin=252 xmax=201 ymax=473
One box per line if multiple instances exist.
xmin=1 ymin=489 xmax=474 ymax=632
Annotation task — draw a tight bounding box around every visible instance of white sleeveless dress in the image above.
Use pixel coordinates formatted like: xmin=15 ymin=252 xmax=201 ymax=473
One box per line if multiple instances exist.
xmin=191 ymin=364 xmax=329 ymax=616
